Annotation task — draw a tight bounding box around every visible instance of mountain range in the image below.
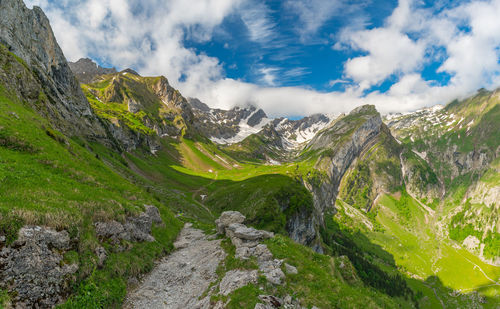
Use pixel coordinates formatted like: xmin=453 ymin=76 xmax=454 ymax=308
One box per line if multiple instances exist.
xmin=0 ymin=0 xmax=498 ymax=308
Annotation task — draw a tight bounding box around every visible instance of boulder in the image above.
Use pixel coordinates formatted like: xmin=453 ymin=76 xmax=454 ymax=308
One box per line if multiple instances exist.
xmin=95 ymin=246 xmax=107 ymax=268
xmin=259 ymin=259 xmax=285 ymax=285
xmin=215 ymin=211 xmax=246 ymax=234
xmin=219 ymin=269 xmax=258 ymax=296
xmin=94 ymin=206 xmax=163 ymax=243
xmin=144 ymin=205 xmax=163 ymax=225
xmin=95 ymin=220 xmax=125 ymax=240
xmin=228 ymin=223 xmax=265 ymax=241
xmin=285 ymin=263 xmax=298 ymax=275
xmin=0 ymin=226 xmax=77 ymax=308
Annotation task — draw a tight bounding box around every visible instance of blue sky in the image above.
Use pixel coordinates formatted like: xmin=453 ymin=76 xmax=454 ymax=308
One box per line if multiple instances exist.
xmin=25 ymin=0 xmax=500 ymax=116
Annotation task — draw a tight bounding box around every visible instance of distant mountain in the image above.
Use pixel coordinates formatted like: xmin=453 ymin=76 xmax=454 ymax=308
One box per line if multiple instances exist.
xmin=187 ymin=97 xmax=334 ymax=150
xmin=68 ymin=58 xmax=117 ymax=83
xmin=0 ymin=0 xmax=498 ymax=307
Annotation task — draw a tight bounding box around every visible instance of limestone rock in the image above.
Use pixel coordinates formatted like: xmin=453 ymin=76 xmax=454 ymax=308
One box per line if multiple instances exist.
xmin=95 ymin=220 xmax=125 ymax=240
xmin=68 ymin=58 xmax=117 ymax=83
xmin=95 ymin=246 xmax=107 ymax=268
xmin=284 ymin=263 xmax=298 ymax=275
xmin=215 ymin=211 xmax=246 ymax=234
xmin=0 ymin=226 xmax=77 ymax=308
xmin=259 ymin=259 xmax=285 ymax=285
xmin=227 ymin=223 xmax=265 ymax=241
xmin=0 ymin=0 xmax=109 ymax=141
xmin=219 ymin=269 xmax=258 ymax=296
xmin=144 ymin=204 xmax=163 ymax=225
xmin=94 ymin=206 xmax=162 ymax=243
xmin=127 ymin=98 xmax=141 ymax=113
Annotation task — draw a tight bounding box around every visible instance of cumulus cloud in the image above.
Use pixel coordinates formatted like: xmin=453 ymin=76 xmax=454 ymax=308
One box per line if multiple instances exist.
xmin=24 ymin=0 xmax=500 ymax=117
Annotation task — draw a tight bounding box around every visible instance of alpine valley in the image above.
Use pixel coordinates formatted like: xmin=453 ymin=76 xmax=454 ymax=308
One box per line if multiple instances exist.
xmin=0 ymin=0 xmax=498 ymax=308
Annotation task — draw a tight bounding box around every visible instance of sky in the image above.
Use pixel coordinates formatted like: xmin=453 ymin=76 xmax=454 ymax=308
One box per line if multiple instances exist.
xmin=24 ymin=0 xmax=500 ymax=117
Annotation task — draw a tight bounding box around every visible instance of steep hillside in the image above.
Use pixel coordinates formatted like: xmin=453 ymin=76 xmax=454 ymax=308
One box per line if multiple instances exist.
xmin=1 ymin=0 xmax=498 ymax=308
xmin=0 ymin=0 xmax=109 ymax=142
xmin=0 ymin=47 xmax=183 ymax=308
xmin=386 ymin=89 xmax=500 ymax=266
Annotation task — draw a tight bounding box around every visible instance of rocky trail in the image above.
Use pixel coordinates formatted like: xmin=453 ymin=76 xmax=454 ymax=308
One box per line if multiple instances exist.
xmin=124 ymin=211 xmax=307 ymax=309
xmin=124 ymin=223 xmax=226 ymax=308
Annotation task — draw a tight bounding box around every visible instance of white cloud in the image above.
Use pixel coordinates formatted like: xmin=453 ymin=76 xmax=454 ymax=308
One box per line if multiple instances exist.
xmin=258 ymin=67 xmax=279 ymax=86
xmin=239 ymin=1 xmax=276 ymax=44
xmin=284 ymin=0 xmax=343 ymax=39
xmin=23 ymin=0 xmax=500 ymax=117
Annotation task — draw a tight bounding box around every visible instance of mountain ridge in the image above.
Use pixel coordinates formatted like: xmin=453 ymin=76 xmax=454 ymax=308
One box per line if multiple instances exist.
xmin=0 ymin=1 xmax=498 ymax=308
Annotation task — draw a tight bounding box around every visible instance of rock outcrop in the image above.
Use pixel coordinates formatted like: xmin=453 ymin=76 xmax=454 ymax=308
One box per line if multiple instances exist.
xmin=0 ymin=226 xmax=78 ymax=308
xmin=94 ymin=205 xmax=163 ymax=243
xmin=216 ymin=212 xmax=286 ymax=286
xmin=68 ymin=58 xmax=117 ymax=83
xmin=288 ymin=105 xmax=384 ymax=251
xmin=0 ymin=0 xmax=108 ymax=141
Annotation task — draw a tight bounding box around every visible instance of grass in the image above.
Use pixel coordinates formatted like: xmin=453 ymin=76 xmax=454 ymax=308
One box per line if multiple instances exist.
xmin=264 ymin=235 xmax=414 ymax=308
xmin=0 ymin=81 xmax=183 ymax=307
xmin=335 ymin=191 xmax=500 ymax=307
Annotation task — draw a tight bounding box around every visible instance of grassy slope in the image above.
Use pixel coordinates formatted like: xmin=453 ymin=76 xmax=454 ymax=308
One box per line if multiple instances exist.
xmin=3 ymin=43 xmax=497 ymax=307
xmin=387 ymin=90 xmax=500 ymax=267
xmin=334 ymin=192 xmax=500 ymax=308
xmin=0 ymin=85 xmax=183 ymax=307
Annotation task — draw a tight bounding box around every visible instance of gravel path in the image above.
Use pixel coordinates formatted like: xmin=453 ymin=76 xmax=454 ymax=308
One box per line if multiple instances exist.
xmin=123 ymin=223 xmax=226 ymax=309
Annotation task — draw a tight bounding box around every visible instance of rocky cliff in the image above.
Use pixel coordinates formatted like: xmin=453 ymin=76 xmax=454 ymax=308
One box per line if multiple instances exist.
xmin=310 ymin=106 xmax=382 ymax=214
xmin=282 ymin=105 xmax=385 ymax=250
xmin=69 ymin=58 xmax=117 ymax=84
xmin=0 ymin=0 xmax=108 ymax=141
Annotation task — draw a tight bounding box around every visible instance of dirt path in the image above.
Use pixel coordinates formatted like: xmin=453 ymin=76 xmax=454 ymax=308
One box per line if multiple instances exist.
xmin=123 ymin=224 xmax=226 ymax=309
xmin=190 ymin=172 xmax=218 ymax=217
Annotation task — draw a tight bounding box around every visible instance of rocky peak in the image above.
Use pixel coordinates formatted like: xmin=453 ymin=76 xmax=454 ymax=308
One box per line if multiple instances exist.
xmin=187 ymin=97 xmax=211 ymax=112
xmin=247 ymin=108 xmax=268 ymax=126
xmin=68 ymin=58 xmax=116 ymax=83
xmin=0 ymin=0 xmax=108 ymax=141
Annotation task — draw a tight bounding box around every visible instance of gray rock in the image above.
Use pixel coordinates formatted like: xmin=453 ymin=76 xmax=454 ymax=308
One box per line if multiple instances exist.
xmin=95 ymin=246 xmax=107 ymax=268
xmin=228 ymin=223 xmax=265 ymax=241
xmin=285 ymin=263 xmax=298 ymax=275
xmin=254 ymin=244 xmax=273 ymax=263
xmin=95 ymin=208 xmax=162 ymax=243
xmin=235 ymin=246 xmax=252 ymax=260
xmin=0 ymin=235 xmax=5 ymax=244
xmin=259 ymin=295 xmax=283 ymax=307
xmin=125 ymin=213 xmax=155 ymax=242
xmin=127 ymin=98 xmax=141 ymax=113
xmin=259 ymin=259 xmax=285 ymax=285
xmin=0 ymin=0 xmax=109 ymax=142
xmin=219 ymin=269 xmax=258 ymax=296
xmin=0 ymin=226 xmax=77 ymax=308
xmin=95 ymin=220 xmax=125 ymax=240
xmin=144 ymin=205 xmax=163 ymax=225
xmin=215 ymin=211 xmax=246 ymax=234
xmin=68 ymin=58 xmax=116 ymax=83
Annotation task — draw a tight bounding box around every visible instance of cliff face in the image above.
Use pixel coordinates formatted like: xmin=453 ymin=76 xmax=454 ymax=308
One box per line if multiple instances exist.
xmin=0 ymin=0 xmax=108 ymax=141
xmin=309 ymin=105 xmax=383 ymax=217
xmin=285 ymin=105 xmax=384 ymax=250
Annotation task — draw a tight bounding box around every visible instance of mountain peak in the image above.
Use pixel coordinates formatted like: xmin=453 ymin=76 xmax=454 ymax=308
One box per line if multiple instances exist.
xmin=349 ymin=104 xmax=378 ymax=116
xmin=69 ymin=58 xmax=117 ymax=83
